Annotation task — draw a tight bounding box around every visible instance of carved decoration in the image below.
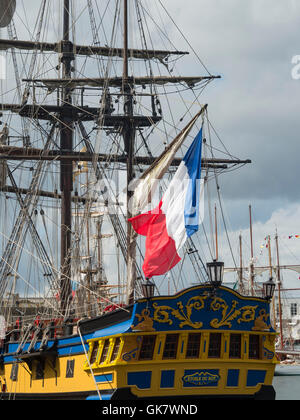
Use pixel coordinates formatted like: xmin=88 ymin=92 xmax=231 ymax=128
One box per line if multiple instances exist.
xmin=131 ymin=309 xmax=155 ymax=332
xmin=210 ymin=298 xmax=258 ymax=329
xmin=153 ymin=295 xmax=208 ymax=329
xmin=252 ymin=309 xmax=271 ymax=331
xmin=149 ymin=294 xmax=259 ymax=331
xmin=122 ymin=336 xmax=142 ymax=362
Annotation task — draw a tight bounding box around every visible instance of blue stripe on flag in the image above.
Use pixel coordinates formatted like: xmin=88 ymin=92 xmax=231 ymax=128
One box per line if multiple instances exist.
xmin=183 ymin=128 xmax=203 ymax=237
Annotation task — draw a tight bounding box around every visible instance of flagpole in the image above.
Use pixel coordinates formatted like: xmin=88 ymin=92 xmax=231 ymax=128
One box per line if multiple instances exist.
xmin=249 ymin=204 xmax=255 ymax=295
xmin=275 ymin=231 xmax=284 ymax=349
xmin=239 ymin=232 xmax=243 ymax=293
xmin=215 ymin=204 xmax=218 ymax=261
xmin=267 ymin=235 xmax=276 ymax=325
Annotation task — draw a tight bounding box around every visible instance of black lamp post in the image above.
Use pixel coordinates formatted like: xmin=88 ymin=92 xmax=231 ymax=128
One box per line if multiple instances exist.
xmin=142 ymin=278 xmax=155 ymax=299
xmin=207 ymin=260 xmax=224 ymax=290
xmin=263 ymin=277 xmax=276 ymax=301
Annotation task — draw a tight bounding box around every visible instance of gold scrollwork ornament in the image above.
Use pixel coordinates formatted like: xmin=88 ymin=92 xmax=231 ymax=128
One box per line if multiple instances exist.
xmin=153 ymin=294 xmax=208 ymax=329
xmin=210 ymin=297 xmax=258 ymax=329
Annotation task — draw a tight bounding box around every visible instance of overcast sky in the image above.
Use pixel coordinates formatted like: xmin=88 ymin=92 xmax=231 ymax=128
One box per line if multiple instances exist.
xmin=158 ymin=0 xmax=300 ymax=291
xmin=163 ymin=0 xmax=300 ymax=204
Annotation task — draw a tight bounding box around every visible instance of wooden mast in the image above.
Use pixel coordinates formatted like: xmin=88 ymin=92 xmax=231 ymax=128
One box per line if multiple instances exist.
xmin=249 ymin=205 xmax=255 ymax=295
xmin=60 ymin=0 xmax=74 ymax=314
xmin=239 ymin=233 xmax=243 ymax=293
xmin=267 ymin=235 xmax=272 ymax=277
xmin=123 ymin=0 xmax=137 ymax=305
xmin=267 ymin=235 xmax=277 ymax=324
xmin=215 ymin=204 xmax=218 ymax=261
xmin=275 ymin=231 xmax=284 ymax=349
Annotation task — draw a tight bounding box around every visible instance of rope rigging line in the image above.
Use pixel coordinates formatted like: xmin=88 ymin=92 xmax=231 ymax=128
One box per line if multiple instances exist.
xmin=0 ymin=123 xmax=57 ymax=300
xmin=205 ymin=108 xmax=238 ymax=271
xmin=157 ymin=0 xmax=212 ymax=76
xmin=0 ymin=225 xmax=131 ymax=322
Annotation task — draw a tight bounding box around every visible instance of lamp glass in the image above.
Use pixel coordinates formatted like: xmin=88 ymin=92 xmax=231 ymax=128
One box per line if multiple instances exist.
xmin=263 ymin=278 xmax=276 ymax=300
xmin=142 ymin=279 xmax=155 ymax=299
xmin=207 ymin=260 xmax=224 ymax=288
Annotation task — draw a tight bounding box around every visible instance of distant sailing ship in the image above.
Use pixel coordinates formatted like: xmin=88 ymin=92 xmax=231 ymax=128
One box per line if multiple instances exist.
xmin=226 ymin=211 xmax=300 ymax=359
xmin=0 ymin=0 xmax=277 ymax=400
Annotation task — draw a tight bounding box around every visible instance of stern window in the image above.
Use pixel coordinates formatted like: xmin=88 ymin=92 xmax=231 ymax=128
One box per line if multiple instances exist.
xmin=208 ymin=333 xmax=221 ymax=358
xmin=110 ymin=337 xmax=121 ymax=362
xmin=100 ymin=339 xmax=110 ymax=364
xmin=163 ymin=334 xmax=179 ymax=359
xmin=139 ymin=335 xmax=156 ymax=360
xmin=249 ymin=335 xmax=260 ymax=359
xmin=229 ymin=334 xmax=241 ymax=359
xmin=90 ymin=341 xmax=99 ymax=364
xmin=186 ymin=333 xmax=201 ymax=359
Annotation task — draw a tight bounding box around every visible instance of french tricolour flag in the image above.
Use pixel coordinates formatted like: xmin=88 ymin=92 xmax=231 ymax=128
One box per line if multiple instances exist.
xmin=129 ymin=129 xmax=204 ymax=278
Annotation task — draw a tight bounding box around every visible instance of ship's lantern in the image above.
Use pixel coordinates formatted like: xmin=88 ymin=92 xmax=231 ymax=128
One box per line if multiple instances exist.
xmin=263 ymin=277 xmax=276 ymax=301
xmin=142 ymin=278 xmax=155 ymax=299
xmin=207 ymin=260 xmax=224 ymax=289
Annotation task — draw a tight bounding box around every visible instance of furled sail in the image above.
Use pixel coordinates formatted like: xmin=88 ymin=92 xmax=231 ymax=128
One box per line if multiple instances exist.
xmin=0 ymin=0 xmax=16 ymax=28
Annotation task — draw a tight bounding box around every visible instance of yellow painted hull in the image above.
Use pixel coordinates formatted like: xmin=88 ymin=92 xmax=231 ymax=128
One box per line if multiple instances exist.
xmin=0 ymin=286 xmax=278 ymax=400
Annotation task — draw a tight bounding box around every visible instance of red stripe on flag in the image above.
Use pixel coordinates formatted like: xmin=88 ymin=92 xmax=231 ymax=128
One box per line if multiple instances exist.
xmin=129 ymin=204 xmax=181 ymax=278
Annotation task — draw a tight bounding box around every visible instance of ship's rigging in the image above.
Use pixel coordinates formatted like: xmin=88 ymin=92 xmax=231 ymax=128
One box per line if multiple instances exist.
xmin=0 ymin=0 xmax=250 ymax=326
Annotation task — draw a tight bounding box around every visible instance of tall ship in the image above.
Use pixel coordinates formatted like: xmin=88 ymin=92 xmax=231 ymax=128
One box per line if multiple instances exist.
xmin=0 ymin=0 xmax=278 ymax=400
